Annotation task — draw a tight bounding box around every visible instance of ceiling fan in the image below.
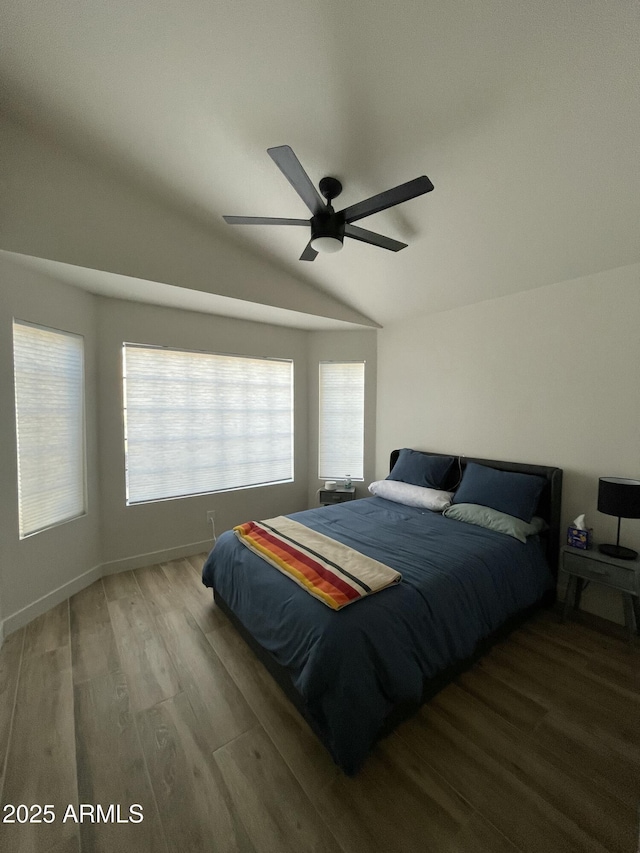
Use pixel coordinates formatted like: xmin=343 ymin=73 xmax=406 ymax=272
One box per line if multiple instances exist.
xmin=223 ymin=145 xmax=434 ymax=261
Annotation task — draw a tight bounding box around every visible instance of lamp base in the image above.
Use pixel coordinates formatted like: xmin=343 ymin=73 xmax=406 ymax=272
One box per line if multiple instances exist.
xmin=598 ymin=543 xmax=638 ymax=561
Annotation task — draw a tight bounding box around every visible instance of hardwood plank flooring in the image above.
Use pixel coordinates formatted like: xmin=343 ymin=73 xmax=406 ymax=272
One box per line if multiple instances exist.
xmin=69 ymin=581 xmax=120 ymax=685
xmin=156 ymin=607 xmax=256 ymax=751
xmin=0 ymin=554 xmax=638 ymax=853
xmin=160 ymin=557 xmax=227 ymax=634
xmin=213 ymin=726 xmax=343 ymax=853
xmin=0 ymin=627 xmax=24 ymax=796
xmin=394 ymin=712 xmax=611 ymax=853
xmin=316 ymin=731 xmax=473 ymax=853
xmin=106 ymin=593 xmax=181 ymax=713
xmin=446 ymin=812 xmax=521 ymax=853
xmin=73 ymin=668 xmax=167 ymax=853
xmin=101 ymin=569 xmax=141 ymax=602
xmin=136 ymin=691 xmax=254 ymax=853
xmin=23 ymin=599 xmax=70 ymax=656
xmin=0 ymin=610 xmax=79 ymax=853
xmin=431 ymin=684 xmax=633 ymax=852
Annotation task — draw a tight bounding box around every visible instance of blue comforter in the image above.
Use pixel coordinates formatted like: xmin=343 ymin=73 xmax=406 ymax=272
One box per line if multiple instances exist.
xmin=202 ymin=496 xmax=553 ymax=773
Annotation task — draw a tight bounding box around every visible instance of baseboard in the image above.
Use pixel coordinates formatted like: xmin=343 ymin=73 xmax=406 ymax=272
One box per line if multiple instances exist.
xmin=100 ymin=539 xmax=212 ymax=575
xmin=0 ymin=539 xmax=214 ymax=642
xmin=1 ymin=562 xmax=103 ymax=640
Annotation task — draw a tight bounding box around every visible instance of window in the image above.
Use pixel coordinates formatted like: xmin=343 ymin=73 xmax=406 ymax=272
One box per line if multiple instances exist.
xmin=13 ymin=321 xmax=86 ymax=538
xmin=318 ymin=361 xmax=365 ymax=481
xmin=123 ymin=344 xmax=293 ymax=503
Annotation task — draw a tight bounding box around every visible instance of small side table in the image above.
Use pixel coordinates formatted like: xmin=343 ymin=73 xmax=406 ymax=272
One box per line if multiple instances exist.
xmin=561 ymin=544 xmax=640 ymax=643
xmin=319 ymin=486 xmax=356 ymax=507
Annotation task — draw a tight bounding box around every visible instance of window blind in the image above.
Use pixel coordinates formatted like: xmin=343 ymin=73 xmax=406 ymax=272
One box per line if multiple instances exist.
xmin=123 ymin=345 xmax=294 ymax=503
xmin=318 ymin=361 xmax=365 ymax=480
xmin=13 ymin=321 xmax=86 ymax=539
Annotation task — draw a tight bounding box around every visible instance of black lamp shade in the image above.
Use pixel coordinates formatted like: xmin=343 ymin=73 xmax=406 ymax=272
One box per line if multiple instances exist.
xmin=597 ymin=477 xmax=640 ymax=519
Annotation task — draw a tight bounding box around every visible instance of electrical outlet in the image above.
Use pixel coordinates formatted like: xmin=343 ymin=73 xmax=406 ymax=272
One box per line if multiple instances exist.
xmin=207 ymin=510 xmax=216 ymax=523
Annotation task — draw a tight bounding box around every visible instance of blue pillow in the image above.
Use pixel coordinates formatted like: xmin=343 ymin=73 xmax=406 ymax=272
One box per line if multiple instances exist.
xmin=387 ymin=449 xmax=456 ymax=490
xmin=452 ymin=462 xmax=546 ymax=523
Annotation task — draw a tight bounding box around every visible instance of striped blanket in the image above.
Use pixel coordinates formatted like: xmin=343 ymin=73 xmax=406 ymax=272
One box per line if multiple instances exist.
xmin=233 ymin=516 xmax=402 ymax=610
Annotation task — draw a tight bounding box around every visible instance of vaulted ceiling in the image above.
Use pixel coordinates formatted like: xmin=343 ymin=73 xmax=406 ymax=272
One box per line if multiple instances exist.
xmin=1 ymin=1 xmax=639 ymax=328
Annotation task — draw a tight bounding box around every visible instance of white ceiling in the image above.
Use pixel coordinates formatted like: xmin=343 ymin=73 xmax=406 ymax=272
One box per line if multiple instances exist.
xmin=1 ymin=0 xmax=639 ymax=327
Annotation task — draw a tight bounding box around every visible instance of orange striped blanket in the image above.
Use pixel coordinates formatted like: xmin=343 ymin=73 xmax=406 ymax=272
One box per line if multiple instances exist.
xmin=233 ymin=516 xmax=402 ymax=610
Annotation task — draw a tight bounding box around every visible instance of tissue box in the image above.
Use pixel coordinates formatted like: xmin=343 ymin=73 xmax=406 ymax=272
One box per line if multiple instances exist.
xmin=567 ymin=526 xmax=591 ymax=549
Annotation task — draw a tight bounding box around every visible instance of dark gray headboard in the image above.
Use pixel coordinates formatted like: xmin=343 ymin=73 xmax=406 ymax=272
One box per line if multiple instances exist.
xmin=389 ymin=450 xmax=563 ymax=576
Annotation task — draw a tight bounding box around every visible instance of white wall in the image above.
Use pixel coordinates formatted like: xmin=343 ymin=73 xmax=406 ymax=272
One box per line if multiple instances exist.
xmin=96 ymin=297 xmax=310 ymax=569
xmin=0 ymin=253 xmax=101 ymax=631
xmin=376 ymin=262 xmax=640 ymax=623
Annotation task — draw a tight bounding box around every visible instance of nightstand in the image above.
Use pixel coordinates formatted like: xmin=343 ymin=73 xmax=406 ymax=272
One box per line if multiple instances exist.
xmin=319 ymin=486 xmax=356 ymax=507
xmin=561 ymin=544 xmax=640 ymax=643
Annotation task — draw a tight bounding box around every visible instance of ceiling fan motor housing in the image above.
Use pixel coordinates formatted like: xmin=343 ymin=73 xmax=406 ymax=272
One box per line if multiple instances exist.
xmin=311 ymin=210 xmax=345 ymax=246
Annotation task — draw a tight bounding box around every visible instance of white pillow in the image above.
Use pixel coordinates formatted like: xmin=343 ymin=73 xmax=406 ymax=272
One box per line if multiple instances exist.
xmin=368 ymin=480 xmax=453 ymax=511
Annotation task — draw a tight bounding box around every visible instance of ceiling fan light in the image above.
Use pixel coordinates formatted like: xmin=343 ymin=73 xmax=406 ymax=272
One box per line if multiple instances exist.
xmin=310 ymin=235 xmax=343 ymax=254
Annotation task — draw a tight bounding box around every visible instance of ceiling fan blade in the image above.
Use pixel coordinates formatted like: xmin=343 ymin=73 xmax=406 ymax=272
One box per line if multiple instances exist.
xmin=267 ymin=146 xmax=327 ymax=216
xmin=223 ymin=215 xmax=309 ymax=226
xmin=339 ymin=175 xmax=434 ymax=224
xmin=299 ymin=242 xmax=318 ymax=261
xmin=344 ymin=223 xmax=408 ymax=252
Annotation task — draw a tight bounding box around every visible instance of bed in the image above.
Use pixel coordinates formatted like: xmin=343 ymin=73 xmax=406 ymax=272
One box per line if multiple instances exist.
xmin=202 ymin=450 xmax=563 ymax=774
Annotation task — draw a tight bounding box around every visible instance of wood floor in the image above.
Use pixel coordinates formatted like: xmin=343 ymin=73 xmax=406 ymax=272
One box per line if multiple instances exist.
xmin=0 ymin=554 xmax=638 ymax=853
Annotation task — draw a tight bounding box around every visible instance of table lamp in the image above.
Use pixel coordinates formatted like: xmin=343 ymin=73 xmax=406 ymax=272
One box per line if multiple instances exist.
xmin=597 ymin=477 xmax=640 ymax=560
